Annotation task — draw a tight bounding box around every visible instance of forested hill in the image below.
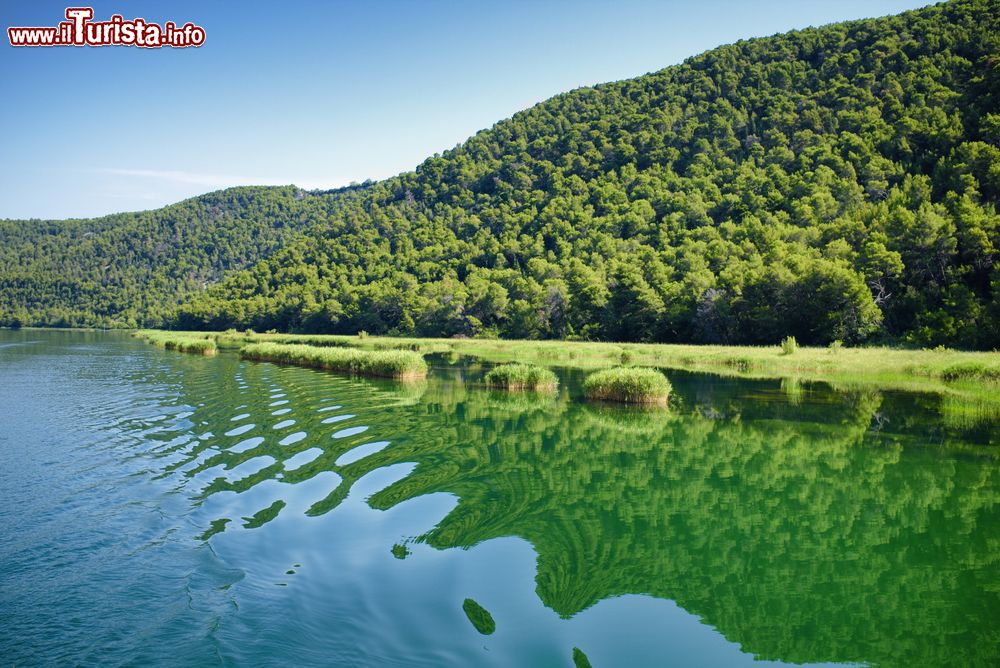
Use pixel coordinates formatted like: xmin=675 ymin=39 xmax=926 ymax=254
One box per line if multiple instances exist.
xmin=0 ymin=186 xmax=345 ymax=327
xmin=4 ymin=0 xmax=1000 ymax=347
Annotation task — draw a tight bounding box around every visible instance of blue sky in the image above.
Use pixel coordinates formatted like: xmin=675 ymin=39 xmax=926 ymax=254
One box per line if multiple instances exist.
xmin=0 ymin=0 xmax=931 ymax=220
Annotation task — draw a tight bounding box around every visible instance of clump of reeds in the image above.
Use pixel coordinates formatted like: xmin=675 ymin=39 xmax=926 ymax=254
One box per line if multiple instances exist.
xmin=483 ymin=363 xmax=558 ymax=391
xmin=167 ymin=338 xmax=217 ymax=355
xmin=940 ymin=361 xmax=1000 ymax=382
xmin=136 ymin=330 xmax=217 ymax=355
xmin=239 ymin=342 xmax=427 ymax=379
xmin=583 ymin=367 xmax=671 ymax=405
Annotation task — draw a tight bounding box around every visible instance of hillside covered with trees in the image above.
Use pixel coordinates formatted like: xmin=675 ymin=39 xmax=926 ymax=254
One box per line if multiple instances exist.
xmin=0 ymin=186 xmax=343 ymax=328
xmin=2 ymin=0 xmax=999 ymax=347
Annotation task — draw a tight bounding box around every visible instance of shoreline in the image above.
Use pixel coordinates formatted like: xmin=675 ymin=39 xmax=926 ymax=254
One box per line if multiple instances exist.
xmin=125 ymin=329 xmax=1000 ymax=407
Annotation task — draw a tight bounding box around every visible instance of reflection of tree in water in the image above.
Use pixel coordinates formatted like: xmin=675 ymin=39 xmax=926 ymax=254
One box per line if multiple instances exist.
xmin=354 ymin=380 xmax=1000 ymax=668
xmin=152 ymin=354 xmax=1000 ymax=667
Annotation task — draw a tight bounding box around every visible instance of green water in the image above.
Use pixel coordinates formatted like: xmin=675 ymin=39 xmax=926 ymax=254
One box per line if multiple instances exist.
xmin=1 ymin=330 xmax=998 ymax=666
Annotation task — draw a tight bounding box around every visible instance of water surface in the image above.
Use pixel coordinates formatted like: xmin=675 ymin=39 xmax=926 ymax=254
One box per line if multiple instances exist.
xmin=1 ymin=330 xmax=998 ymax=666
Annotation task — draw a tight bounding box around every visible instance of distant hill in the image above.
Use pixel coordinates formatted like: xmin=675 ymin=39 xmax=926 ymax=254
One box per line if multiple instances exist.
xmin=2 ymin=0 xmax=998 ymax=347
xmin=0 ymin=186 xmax=336 ymax=327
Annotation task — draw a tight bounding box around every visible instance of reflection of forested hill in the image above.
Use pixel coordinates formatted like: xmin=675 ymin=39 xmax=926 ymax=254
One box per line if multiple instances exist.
xmin=361 ymin=382 xmax=1000 ymax=667
xmin=149 ymin=351 xmax=1000 ymax=667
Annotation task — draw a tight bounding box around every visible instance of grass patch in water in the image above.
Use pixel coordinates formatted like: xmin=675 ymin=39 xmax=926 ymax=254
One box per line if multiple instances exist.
xmin=939 ymin=391 xmax=1000 ymax=429
xmin=583 ymin=367 xmax=672 ymax=405
xmin=483 ymin=363 xmax=558 ymax=391
xmin=135 ymin=330 xmax=217 ymax=355
xmin=240 ymin=342 xmax=427 ymax=380
xmin=167 ymin=338 xmax=217 ymax=355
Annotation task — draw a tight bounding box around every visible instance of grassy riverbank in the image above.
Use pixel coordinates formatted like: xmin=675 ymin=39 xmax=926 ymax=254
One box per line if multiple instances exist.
xmin=143 ymin=330 xmax=998 ymax=381
xmin=239 ymin=342 xmax=427 ymax=380
xmin=134 ymin=329 xmax=1000 ymax=413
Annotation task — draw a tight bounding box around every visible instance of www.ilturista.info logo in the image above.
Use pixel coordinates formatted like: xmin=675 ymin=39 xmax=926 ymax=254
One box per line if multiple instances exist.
xmin=8 ymin=7 xmax=205 ymax=48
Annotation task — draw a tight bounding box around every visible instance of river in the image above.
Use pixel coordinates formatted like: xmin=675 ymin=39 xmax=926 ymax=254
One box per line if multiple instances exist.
xmin=1 ymin=330 xmax=997 ymax=666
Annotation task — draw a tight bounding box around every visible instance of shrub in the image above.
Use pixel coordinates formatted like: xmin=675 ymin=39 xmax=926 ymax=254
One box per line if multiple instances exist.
xmin=583 ymin=367 xmax=671 ymax=405
xmin=239 ymin=342 xmax=427 ymax=379
xmin=780 ymin=336 xmax=798 ymax=355
xmin=941 ymin=362 xmax=1000 ymax=382
xmin=483 ymin=363 xmax=558 ymax=391
xmin=828 ymin=339 xmax=843 ymax=354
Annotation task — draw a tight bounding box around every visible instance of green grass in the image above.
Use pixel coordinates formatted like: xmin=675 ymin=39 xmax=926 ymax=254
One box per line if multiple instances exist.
xmin=181 ymin=330 xmax=999 ymax=383
xmin=134 ymin=330 xmax=217 ymax=355
xmin=136 ymin=329 xmax=1000 ymax=410
xmin=940 ymin=362 xmax=1000 ymax=382
xmin=939 ymin=392 xmax=1000 ymax=429
xmin=583 ymin=367 xmax=672 ymax=405
xmin=239 ymin=342 xmax=427 ymax=379
xmin=169 ymin=338 xmax=217 ymax=355
xmin=483 ymin=363 xmax=559 ymax=391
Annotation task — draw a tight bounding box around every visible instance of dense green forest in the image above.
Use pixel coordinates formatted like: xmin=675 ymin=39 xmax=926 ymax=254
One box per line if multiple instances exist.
xmin=0 ymin=186 xmax=349 ymax=328
xmin=2 ymin=0 xmax=999 ymax=347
